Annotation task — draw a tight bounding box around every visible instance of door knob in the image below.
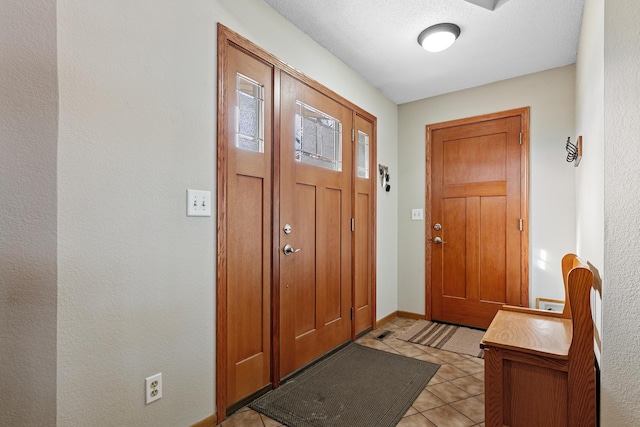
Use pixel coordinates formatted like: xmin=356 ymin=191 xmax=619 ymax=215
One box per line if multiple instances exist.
xmin=283 ymin=244 xmax=302 ymax=256
xmin=433 ymin=237 xmax=445 ymax=244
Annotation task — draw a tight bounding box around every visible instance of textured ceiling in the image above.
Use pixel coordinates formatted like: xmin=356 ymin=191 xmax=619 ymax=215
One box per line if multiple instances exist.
xmin=261 ymin=0 xmax=585 ymax=104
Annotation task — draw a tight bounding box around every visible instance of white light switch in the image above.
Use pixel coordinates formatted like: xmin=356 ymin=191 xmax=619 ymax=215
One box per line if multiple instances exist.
xmin=411 ymin=209 xmax=424 ymax=221
xmin=187 ymin=190 xmax=211 ymax=217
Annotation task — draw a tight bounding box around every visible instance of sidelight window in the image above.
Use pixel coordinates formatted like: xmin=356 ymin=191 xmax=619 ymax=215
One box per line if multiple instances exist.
xmin=357 ymin=130 xmax=370 ymax=178
xmin=236 ymin=73 xmax=264 ymax=153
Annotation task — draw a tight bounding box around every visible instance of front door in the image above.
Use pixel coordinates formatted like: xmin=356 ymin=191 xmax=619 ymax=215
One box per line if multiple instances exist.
xmin=428 ymin=111 xmax=528 ymax=328
xmin=279 ymin=73 xmax=353 ymax=378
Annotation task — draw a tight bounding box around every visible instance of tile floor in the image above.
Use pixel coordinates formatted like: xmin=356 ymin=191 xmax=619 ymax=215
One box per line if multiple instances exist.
xmin=220 ymin=317 xmax=485 ymax=427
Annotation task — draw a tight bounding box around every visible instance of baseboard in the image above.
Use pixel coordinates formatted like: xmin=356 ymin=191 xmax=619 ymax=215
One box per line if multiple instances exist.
xmin=375 ymin=311 xmax=397 ymax=328
xmin=397 ymin=311 xmax=425 ymax=320
xmin=376 ymin=310 xmax=424 ymax=329
xmin=192 ymin=413 xmax=217 ymax=427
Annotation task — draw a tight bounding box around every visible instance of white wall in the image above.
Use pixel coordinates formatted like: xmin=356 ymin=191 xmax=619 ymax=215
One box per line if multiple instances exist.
xmin=575 ymin=0 xmax=604 ymax=360
xmin=397 ymin=66 xmax=577 ymax=314
xmin=57 ymin=1 xmax=217 ymax=424
xmin=56 ymin=0 xmax=398 ymax=425
xmin=0 ymin=0 xmax=58 ymax=425
xmin=602 ymin=0 xmax=640 ymax=424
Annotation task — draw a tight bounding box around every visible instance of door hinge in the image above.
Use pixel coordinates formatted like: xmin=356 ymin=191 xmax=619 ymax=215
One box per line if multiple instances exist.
xmin=351 ymin=307 xmax=354 ymax=320
xmin=519 ymin=218 xmax=523 ymax=232
xmin=519 ymin=132 xmax=522 ymax=145
xmin=351 ymin=128 xmax=355 ymax=142
xmin=351 ymin=218 xmax=355 ymax=232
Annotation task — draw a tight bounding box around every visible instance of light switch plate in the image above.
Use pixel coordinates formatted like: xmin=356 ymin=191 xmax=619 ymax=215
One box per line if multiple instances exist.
xmin=411 ymin=209 xmax=424 ymax=221
xmin=187 ymin=190 xmax=211 ymax=217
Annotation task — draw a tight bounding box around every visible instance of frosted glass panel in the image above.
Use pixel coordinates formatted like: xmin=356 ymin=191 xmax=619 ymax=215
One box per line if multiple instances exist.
xmin=295 ymin=101 xmax=342 ymax=171
xmin=357 ymin=130 xmax=370 ymax=178
xmin=236 ymin=74 xmax=264 ymax=153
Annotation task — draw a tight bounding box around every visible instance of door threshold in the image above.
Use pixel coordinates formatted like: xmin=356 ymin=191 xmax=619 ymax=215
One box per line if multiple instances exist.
xmin=226 ymin=384 xmax=272 ymax=417
xmin=280 ymin=340 xmax=351 ymax=385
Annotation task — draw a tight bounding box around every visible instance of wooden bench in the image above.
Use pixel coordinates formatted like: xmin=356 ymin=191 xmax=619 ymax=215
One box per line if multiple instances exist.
xmin=480 ymin=253 xmax=596 ymax=426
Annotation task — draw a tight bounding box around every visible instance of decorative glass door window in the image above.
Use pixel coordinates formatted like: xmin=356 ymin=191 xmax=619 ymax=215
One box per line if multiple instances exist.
xmin=236 ymin=73 xmax=264 ymax=153
xmin=294 ymin=101 xmax=342 ymax=171
xmin=357 ymin=130 xmax=370 ymax=178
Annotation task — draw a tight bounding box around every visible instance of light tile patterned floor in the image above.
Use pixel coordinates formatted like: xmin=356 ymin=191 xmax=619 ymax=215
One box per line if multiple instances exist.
xmin=220 ymin=317 xmax=485 ymax=427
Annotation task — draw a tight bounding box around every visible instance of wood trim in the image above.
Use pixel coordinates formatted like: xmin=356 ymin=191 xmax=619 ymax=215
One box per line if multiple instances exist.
xmin=218 ymin=25 xmax=376 ymax=124
xmin=425 ymin=107 xmax=529 ymax=131
xmin=424 ymin=107 xmax=531 ymax=326
xmin=519 ymin=108 xmax=531 ymax=307
xmin=370 ymin=115 xmax=378 ymax=332
xmin=397 ymin=311 xmax=426 ymax=320
xmin=350 ymin=109 xmax=356 ymax=341
xmin=191 ymin=413 xmax=217 ymax=427
xmin=425 ymin=127 xmax=433 ymax=321
xmin=495 ymin=346 xmax=569 ymax=370
xmin=215 ymin=23 xmax=230 ymax=424
xmin=376 ymin=311 xmax=398 ymax=328
xmin=271 ymin=68 xmax=282 ymax=388
xmin=376 ymin=310 xmax=425 ymax=329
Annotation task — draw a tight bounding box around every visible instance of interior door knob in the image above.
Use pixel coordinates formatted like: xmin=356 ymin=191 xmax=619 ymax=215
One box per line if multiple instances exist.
xmin=283 ymin=244 xmax=302 ymax=255
xmin=433 ymin=237 xmax=445 ymax=244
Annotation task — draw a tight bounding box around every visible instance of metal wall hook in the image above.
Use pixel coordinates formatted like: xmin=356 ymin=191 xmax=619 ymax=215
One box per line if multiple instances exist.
xmin=565 ymin=136 xmax=582 ymax=167
xmin=378 ymin=164 xmax=391 ymax=192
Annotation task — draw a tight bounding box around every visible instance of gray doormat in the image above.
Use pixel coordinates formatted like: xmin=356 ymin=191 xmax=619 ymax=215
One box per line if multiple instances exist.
xmin=249 ymin=343 xmax=440 ymax=427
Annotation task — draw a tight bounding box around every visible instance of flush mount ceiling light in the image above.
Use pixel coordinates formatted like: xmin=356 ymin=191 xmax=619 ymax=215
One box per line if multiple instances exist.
xmin=417 ymin=23 xmax=461 ymax=53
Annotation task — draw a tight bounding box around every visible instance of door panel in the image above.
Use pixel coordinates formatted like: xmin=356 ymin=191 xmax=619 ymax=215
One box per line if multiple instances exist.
xmin=224 ymin=45 xmax=273 ymax=404
xmin=353 ymin=114 xmax=374 ymax=335
xmin=279 ymin=73 xmax=352 ymax=378
xmin=430 ymin=115 xmax=522 ymax=328
xmin=441 ymin=197 xmax=466 ymax=298
xmin=480 ymin=196 xmax=507 ymax=303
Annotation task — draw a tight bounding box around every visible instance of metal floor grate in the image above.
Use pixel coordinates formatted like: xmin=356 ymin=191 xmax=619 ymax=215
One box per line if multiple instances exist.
xmin=374 ymin=330 xmax=392 ymax=340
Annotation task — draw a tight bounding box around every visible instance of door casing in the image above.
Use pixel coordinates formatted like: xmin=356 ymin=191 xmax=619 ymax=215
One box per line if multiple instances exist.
xmin=425 ymin=108 xmax=530 ymax=323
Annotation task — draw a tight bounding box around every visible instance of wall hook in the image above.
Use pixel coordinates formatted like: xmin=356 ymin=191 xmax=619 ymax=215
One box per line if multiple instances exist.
xmin=378 ymin=164 xmax=391 ymax=192
xmin=565 ymin=136 xmax=583 ymax=167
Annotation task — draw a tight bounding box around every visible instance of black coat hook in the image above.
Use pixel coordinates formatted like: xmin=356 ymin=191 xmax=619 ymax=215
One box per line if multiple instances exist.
xmin=566 ymin=137 xmax=578 ymax=162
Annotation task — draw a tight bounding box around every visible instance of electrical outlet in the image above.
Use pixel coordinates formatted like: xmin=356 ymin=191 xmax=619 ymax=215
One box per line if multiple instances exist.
xmin=145 ymin=373 xmax=162 ymax=404
xmin=187 ymin=189 xmax=211 ymax=217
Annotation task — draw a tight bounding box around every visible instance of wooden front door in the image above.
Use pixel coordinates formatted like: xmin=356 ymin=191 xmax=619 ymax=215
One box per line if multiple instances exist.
xmin=217 ymin=25 xmax=377 ymax=419
xmin=279 ymin=73 xmax=353 ymax=378
xmin=427 ymin=110 xmax=529 ymax=329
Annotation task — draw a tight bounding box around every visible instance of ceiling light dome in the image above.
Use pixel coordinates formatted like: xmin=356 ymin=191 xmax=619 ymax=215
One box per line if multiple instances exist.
xmin=418 ymin=23 xmax=461 ymax=53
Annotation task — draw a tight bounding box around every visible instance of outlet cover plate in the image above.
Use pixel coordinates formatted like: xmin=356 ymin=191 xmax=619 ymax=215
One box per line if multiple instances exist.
xmin=145 ymin=373 xmax=162 ymax=404
xmin=187 ymin=189 xmax=211 ymax=217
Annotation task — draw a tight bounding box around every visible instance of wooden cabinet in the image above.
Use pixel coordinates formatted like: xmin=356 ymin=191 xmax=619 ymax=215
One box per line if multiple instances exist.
xmin=481 ymin=254 xmax=596 ymax=427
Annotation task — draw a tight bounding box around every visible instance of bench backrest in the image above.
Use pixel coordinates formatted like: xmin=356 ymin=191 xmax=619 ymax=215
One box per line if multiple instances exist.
xmin=562 ymin=253 xmax=596 ymax=425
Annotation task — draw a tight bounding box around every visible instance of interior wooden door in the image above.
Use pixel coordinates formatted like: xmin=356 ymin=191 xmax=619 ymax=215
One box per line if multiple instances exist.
xmin=279 ymin=73 xmax=352 ymax=378
xmin=429 ymin=114 xmax=525 ymax=328
xmin=353 ymin=114 xmax=375 ymax=336
xmin=222 ymin=44 xmax=273 ymax=405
